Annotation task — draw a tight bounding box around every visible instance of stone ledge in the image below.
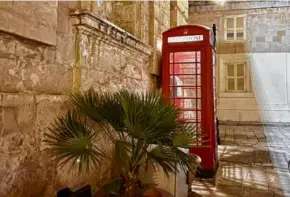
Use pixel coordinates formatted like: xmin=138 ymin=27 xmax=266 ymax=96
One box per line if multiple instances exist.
xmin=219 ymin=121 xmax=290 ymax=126
xmin=70 ymin=10 xmax=152 ymax=57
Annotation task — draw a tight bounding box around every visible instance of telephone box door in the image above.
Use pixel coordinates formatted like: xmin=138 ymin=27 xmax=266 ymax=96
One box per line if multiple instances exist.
xmin=168 ymin=50 xmax=204 ymax=138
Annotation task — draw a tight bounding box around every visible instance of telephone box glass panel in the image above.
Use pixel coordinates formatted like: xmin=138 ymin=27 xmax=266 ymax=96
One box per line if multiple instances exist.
xmin=169 ymin=51 xmax=202 ymax=133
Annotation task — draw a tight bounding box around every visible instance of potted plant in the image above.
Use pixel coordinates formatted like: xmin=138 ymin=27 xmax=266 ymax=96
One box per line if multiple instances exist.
xmin=45 ymin=89 xmax=201 ymax=197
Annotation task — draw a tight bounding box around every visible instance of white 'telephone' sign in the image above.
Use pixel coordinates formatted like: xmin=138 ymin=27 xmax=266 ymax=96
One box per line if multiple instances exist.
xmin=168 ymin=35 xmax=203 ymax=43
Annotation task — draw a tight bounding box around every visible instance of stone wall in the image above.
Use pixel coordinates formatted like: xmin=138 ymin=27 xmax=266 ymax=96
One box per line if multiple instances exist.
xmin=189 ymin=1 xmax=290 ymax=123
xmin=112 ymin=1 xmax=150 ymax=45
xmin=0 ymin=2 xmax=73 ymax=196
xmin=149 ymin=1 xmax=171 ymax=76
xmin=0 ymin=1 xmax=58 ymax=45
xmin=0 ymin=1 xmax=152 ymax=197
xmin=71 ymin=11 xmax=152 ymax=92
xmin=79 ymin=1 xmax=114 ymax=21
xmin=171 ymin=0 xmax=189 ymax=27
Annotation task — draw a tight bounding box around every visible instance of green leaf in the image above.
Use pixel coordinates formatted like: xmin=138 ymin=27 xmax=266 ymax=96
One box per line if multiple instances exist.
xmin=146 ymin=146 xmax=178 ymax=176
xmin=44 ymin=110 xmax=105 ymax=172
xmin=111 ymin=140 xmax=132 ymax=175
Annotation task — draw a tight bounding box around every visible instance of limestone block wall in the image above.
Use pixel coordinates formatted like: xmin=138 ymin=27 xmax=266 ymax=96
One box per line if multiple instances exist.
xmin=189 ymin=1 xmax=290 ymax=123
xmin=71 ymin=11 xmax=152 ymax=93
xmin=149 ymin=1 xmax=171 ymax=76
xmin=0 ymin=1 xmax=58 ymax=45
xmin=177 ymin=0 xmax=189 ymax=26
xmin=79 ymin=1 xmax=114 ymax=21
xmin=0 ymin=2 xmax=74 ymax=196
xmin=112 ymin=1 xmax=150 ymax=45
xmin=171 ymin=0 xmax=189 ymax=27
xmin=0 ymin=1 xmax=152 ymax=197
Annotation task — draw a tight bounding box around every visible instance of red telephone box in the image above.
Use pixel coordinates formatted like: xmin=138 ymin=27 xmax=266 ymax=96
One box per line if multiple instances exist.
xmin=162 ymin=25 xmax=218 ymax=176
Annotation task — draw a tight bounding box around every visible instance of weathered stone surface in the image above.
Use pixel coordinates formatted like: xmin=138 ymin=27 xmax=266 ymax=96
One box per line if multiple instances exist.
xmin=171 ymin=1 xmax=188 ymax=27
xmin=0 ymin=94 xmax=60 ymax=197
xmin=0 ymin=33 xmax=73 ymax=94
xmin=0 ymin=2 xmax=57 ymax=45
xmin=71 ymin=11 xmax=152 ymax=92
xmin=35 ymin=95 xmax=67 ymax=129
xmin=0 ymin=2 xmax=74 ymax=196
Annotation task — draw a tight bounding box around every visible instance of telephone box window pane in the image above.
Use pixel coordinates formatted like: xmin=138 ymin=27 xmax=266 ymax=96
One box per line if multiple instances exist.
xmin=181 ymin=68 xmax=196 ymax=75
xmin=237 ymin=17 xmax=244 ymax=28
xmin=175 ymin=99 xmax=196 ymax=109
xmin=196 ymin=51 xmax=201 ymax=62
xmin=237 ymin=78 xmax=245 ymax=90
xmin=170 ymin=76 xmax=173 ymax=86
xmin=227 ymin=18 xmax=234 ymax=28
xmin=183 ymin=111 xmax=196 ymax=119
xmin=197 ymin=75 xmax=201 ymax=86
xmin=170 ymin=64 xmax=174 ymax=74
xmin=184 ymin=99 xmax=196 ymax=109
xmin=170 ymin=87 xmax=181 ymax=98
xmin=197 ymin=88 xmax=201 ymax=98
xmin=178 ymin=112 xmax=184 ymax=120
xmin=227 ymin=78 xmax=235 ymax=91
xmin=170 ymin=87 xmax=174 ymax=97
xmin=178 ymin=113 xmax=184 ymax=120
xmin=237 ymin=64 xmax=244 ymax=76
xmin=170 ymin=75 xmax=204 ymax=89
xmin=197 ymin=111 xmax=201 ymax=119
xmin=197 ymin=99 xmax=201 ymax=110
xmin=197 ymin=117 xmax=202 ymax=122
xmin=172 ymin=99 xmax=182 ymax=108
xmin=174 ymin=52 xmax=196 ymax=63
xmin=170 ymin=76 xmax=184 ymax=86
xmin=197 ymin=123 xmax=202 ymax=132
xmin=173 ymin=63 xmax=196 ymax=74
xmin=227 ymin=64 xmax=234 ymax=76
xmin=171 ymin=87 xmax=195 ymax=98
xmin=197 ymin=63 xmax=201 ymax=74
xmin=170 ymin=87 xmax=182 ymax=98
xmin=174 ymin=75 xmax=196 ymax=86
xmin=178 ymin=88 xmax=196 ymax=98
xmin=170 ymin=53 xmax=173 ymax=63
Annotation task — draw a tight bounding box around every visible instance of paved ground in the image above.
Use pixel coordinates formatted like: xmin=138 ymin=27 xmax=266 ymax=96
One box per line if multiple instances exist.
xmin=190 ymin=125 xmax=290 ymax=197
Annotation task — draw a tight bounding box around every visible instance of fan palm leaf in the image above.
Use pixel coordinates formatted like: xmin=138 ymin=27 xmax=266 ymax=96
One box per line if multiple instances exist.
xmin=44 ymin=110 xmax=106 ymax=172
xmin=45 ymin=89 xmax=202 ymax=196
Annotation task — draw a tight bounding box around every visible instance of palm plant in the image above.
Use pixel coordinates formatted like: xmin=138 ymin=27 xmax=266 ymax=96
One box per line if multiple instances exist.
xmin=45 ymin=89 xmax=200 ymax=197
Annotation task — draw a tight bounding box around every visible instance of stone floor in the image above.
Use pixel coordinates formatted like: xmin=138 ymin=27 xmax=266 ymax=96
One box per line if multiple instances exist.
xmin=190 ymin=125 xmax=290 ymax=197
